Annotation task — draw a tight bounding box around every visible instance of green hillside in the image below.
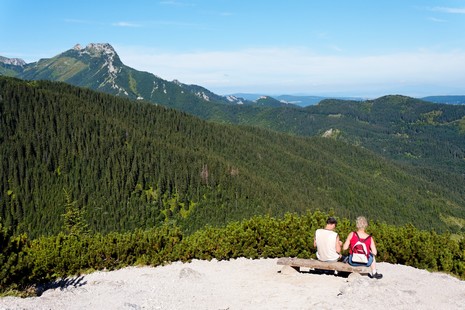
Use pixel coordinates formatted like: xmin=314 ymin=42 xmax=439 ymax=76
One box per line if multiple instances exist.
xmin=309 ymin=96 xmax=465 ymax=175
xmin=3 ymin=45 xmax=463 ymax=182
xmin=1 ymin=44 xmax=255 ymax=109
xmin=2 ymin=77 xmax=465 ymax=238
xmin=211 ymin=96 xmax=465 ymax=178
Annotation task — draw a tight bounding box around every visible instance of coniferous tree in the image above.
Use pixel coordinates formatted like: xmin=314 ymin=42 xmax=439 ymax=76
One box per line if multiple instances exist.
xmin=61 ymin=188 xmax=89 ymax=236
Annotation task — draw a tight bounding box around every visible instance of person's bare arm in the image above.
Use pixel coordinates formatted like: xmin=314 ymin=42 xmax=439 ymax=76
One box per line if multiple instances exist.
xmin=336 ymin=235 xmax=342 ymax=254
xmin=371 ymin=238 xmax=378 ymax=256
xmin=343 ymin=232 xmax=353 ymax=251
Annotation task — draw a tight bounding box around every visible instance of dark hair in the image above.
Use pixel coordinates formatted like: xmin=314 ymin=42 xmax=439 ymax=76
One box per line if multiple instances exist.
xmin=326 ymin=217 xmax=337 ymax=225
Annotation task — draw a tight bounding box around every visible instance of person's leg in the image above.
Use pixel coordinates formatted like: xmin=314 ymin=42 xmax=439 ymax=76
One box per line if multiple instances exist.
xmin=369 ymin=256 xmax=376 ymax=274
xmin=368 ymin=255 xmax=382 ymax=279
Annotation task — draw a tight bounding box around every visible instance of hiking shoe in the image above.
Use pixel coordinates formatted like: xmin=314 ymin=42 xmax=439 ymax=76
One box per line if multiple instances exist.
xmin=369 ymin=272 xmax=383 ymax=279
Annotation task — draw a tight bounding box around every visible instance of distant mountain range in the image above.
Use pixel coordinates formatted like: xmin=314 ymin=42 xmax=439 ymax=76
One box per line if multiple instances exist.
xmin=234 ymin=94 xmax=465 ymax=107
xmin=1 ymin=43 xmax=464 ymax=177
xmin=421 ymin=96 xmax=465 ymax=105
xmin=231 ymin=93 xmax=365 ymax=107
xmin=0 ymin=43 xmax=296 ymax=109
xmin=2 ymin=43 xmax=463 ymax=110
xmin=1 ymin=44 xmax=465 ymax=235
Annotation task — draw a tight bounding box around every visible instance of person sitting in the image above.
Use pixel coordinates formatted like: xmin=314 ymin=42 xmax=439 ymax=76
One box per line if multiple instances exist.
xmin=314 ymin=217 xmax=342 ymax=262
xmin=342 ymin=216 xmax=383 ymax=279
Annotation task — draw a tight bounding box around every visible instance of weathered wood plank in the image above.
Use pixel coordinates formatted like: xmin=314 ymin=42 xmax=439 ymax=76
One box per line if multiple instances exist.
xmin=277 ymin=257 xmax=370 ymax=273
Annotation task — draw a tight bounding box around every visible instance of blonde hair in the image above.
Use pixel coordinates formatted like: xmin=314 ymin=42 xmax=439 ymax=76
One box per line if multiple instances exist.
xmin=356 ymin=216 xmax=368 ymax=229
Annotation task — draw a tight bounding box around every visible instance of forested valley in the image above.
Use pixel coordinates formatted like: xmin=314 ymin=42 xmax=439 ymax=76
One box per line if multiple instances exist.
xmin=1 ymin=76 xmax=465 ymax=293
xmin=2 ymin=76 xmax=465 ymax=237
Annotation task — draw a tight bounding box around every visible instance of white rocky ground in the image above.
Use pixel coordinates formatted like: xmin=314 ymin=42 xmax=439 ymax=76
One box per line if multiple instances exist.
xmin=1 ymin=258 xmax=464 ymax=310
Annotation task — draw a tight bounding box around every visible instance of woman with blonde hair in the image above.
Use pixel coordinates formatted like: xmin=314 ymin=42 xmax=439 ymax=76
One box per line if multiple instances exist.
xmin=343 ymin=216 xmax=383 ymax=279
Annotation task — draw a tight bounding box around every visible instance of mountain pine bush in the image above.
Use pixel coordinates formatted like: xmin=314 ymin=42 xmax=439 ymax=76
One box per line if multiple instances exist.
xmin=1 ymin=211 xmax=464 ymax=295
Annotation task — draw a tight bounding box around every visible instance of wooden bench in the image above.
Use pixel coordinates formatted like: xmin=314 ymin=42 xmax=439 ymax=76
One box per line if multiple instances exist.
xmin=277 ymin=257 xmax=371 ymax=274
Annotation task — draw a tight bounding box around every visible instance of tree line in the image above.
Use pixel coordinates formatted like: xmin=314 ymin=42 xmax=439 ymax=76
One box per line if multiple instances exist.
xmin=1 ymin=77 xmax=465 ymax=239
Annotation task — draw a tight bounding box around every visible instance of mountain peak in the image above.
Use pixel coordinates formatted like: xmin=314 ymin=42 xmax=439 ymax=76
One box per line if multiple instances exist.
xmin=73 ymin=43 xmax=117 ymax=58
xmin=0 ymin=56 xmax=26 ymax=67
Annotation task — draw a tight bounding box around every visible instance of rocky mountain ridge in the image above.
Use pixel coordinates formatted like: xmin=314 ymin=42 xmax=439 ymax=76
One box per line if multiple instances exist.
xmin=0 ymin=43 xmax=295 ymax=109
xmin=0 ymin=56 xmax=26 ymax=66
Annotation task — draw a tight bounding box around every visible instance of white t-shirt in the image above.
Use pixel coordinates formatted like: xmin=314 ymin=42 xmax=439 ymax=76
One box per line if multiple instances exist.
xmin=315 ymin=228 xmax=339 ymax=262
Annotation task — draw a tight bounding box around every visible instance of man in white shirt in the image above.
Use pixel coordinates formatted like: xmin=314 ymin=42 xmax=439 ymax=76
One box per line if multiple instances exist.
xmin=313 ymin=217 xmax=342 ymax=262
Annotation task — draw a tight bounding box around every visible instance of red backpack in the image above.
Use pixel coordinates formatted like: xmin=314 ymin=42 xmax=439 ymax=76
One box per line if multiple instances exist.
xmin=351 ymin=232 xmax=371 ymax=263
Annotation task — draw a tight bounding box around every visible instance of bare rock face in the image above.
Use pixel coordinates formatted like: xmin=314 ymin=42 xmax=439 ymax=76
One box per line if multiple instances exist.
xmin=0 ymin=56 xmax=26 ymax=66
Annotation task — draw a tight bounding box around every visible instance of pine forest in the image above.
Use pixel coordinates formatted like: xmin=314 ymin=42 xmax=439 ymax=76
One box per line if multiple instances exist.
xmin=1 ymin=76 xmax=465 ymax=293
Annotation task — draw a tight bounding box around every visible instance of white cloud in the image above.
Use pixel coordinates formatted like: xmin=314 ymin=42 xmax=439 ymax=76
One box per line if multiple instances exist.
xmin=115 ymin=45 xmax=465 ymax=96
xmin=159 ymin=1 xmax=195 ymax=7
xmin=428 ymin=17 xmax=447 ymax=23
xmin=65 ymin=19 xmax=141 ymax=28
xmin=64 ymin=18 xmax=99 ymax=25
xmin=430 ymin=7 xmax=465 ymax=14
xmin=112 ymin=22 xmax=142 ymax=28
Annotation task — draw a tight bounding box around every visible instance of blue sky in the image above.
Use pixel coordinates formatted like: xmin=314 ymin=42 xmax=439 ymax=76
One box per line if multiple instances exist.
xmin=1 ymin=0 xmax=465 ymax=97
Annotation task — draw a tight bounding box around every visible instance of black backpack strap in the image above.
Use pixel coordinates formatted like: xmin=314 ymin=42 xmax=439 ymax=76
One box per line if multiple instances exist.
xmin=355 ymin=231 xmax=371 ymax=242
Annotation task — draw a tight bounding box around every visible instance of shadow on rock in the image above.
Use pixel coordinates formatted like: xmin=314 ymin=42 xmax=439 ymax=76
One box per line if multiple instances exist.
xmin=36 ymin=275 xmax=87 ymax=296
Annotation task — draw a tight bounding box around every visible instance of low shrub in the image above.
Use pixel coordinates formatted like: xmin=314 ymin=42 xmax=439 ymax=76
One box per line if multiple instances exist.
xmin=1 ymin=211 xmax=464 ymax=294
